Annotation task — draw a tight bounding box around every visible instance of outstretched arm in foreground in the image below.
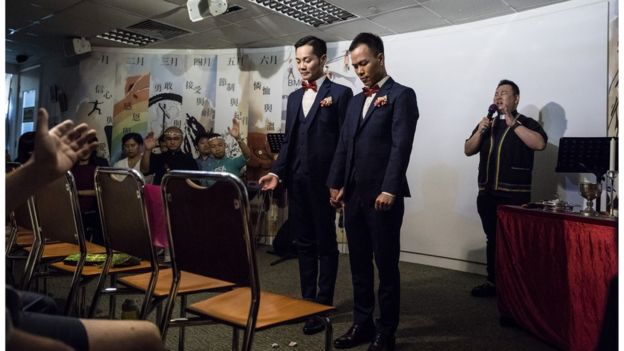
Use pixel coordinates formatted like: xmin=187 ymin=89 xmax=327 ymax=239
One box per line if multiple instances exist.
xmin=6 ymin=108 xmax=98 ymax=212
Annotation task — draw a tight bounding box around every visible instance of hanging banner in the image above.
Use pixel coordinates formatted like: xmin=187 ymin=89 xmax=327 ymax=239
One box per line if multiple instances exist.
xmin=111 ymin=53 xmax=151 ymax=162
xmin=180 ymin=53 xmax=218 ymax=155
xmin=74 ymin=52 xmax=116 ymax=161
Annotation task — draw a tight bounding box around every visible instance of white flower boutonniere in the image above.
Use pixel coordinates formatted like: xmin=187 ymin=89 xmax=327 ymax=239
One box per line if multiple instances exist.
xmin=320 ymin=96 xmax=333 ymax=107
xmin=374 ymin=95 xmax=388 ymax=107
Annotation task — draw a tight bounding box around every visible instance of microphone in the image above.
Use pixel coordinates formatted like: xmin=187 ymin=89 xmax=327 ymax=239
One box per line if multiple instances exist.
xmin=481 ymin=104 xmax=498 ymax=134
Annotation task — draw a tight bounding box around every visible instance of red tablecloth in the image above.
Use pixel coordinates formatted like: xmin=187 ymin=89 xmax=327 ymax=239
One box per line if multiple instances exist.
xmin=496 ymin=206 xmax=617 ymax=351
xmin=144 ymin=184 xmax=168 ymax=248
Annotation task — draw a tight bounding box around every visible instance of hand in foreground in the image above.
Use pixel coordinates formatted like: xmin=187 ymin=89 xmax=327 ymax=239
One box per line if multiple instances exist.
xmin=30 ymin=108 xmax=97 ymax=179
xmin=329 ymin=187 xmax=344 ymax=208
xmin=374 ymin=193 xmax=395 ymax=211
xmin=258 ymin=174 xmax=278 ymax=191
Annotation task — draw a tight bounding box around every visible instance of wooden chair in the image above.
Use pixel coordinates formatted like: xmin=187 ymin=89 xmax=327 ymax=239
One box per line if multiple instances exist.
xmin=161 ymin=171 xmax=335 ymax=351
xmin=21 ymin=172 xmax=106 ymax=314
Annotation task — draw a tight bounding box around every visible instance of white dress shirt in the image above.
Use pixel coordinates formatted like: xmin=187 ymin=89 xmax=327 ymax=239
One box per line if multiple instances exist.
xmin=362 ymin=76 xmax=390 ymax=118
xmin=302 ymin=76 xmax=325 ymax=117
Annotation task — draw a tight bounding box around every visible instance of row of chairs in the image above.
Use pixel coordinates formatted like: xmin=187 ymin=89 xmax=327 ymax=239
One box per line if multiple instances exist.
xmin=8 ymin=167 xmax=334 ymax=350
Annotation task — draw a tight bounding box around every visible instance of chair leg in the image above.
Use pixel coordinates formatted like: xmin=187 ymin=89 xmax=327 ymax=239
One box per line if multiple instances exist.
xmin=64 ymin=268 xmax=84 ymax=316
xmin=88 ymin=273 xmax=107 ymax=317
xmin=232 ymin=328 xmax=239 ymax=351
xmin=155 ymin=301 xmax=163 ymax=326
xmin=79 ymin=285 xmax=87 ymax=317
xmin=178 ymin=295 xmax=187 ymax=351
xmin=108 ymin=276 xmax=117 ymax=318
xmin=321 ymin=316 xmax=333 ymax=351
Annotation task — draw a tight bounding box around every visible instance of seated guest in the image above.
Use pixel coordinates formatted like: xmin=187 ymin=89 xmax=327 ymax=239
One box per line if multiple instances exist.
xmin=113 ymin=133 xmax=143 ymax=172
xmin=72 ymin=146 xmax=109 ymax=245
xmin=202 ymin=118 xmax=250 ymax=178
xmin=15 ymin=131 xmax=36 ymax=164
xmin=140 ymin=126 xmax=197 ymax=185
xmin=195 ymin=132 xmax=214 ymax=171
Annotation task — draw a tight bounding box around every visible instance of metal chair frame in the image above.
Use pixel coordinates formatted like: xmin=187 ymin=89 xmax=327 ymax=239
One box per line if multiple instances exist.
xmin=161 ymin=170 xmax=334 ymax=351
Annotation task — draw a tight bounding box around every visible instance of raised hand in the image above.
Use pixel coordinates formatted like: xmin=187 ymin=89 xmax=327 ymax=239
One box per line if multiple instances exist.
xmin=144 ymin=131 xmax=156 ymax=150
xmin=228 ymin=117 xmax=241 ymax=139
xmin=31 ymin=108 xmax=97 ymax=179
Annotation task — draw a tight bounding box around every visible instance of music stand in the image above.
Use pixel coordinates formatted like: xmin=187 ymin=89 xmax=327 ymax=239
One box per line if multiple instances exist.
xmin=556 ymin=137 xmax=617 ymax=212
xmin=266 ymin=133 xmax=285 ymax=154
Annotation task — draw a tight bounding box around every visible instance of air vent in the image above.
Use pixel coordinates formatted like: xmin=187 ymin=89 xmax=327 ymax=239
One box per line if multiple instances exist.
xmin=126 ymin=20 xmax=190 ymax=41
xmin=96 ymin=28 xmax=158 ymax=47
xmin=248 ymin=0 xmax=356 ymax=27
xmin=224 ymin=5 xmax=243 ymax=14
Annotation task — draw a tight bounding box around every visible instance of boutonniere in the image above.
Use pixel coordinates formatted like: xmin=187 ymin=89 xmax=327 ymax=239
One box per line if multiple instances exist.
xmin=374 ymin=95 xmax=388 ymax=107
xmin=320 ymin=96 xmax=333 ymax=107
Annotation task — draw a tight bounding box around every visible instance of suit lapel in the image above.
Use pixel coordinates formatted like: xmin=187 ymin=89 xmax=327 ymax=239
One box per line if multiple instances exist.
xmin=287 ymin=88 xmax=305 ymax=139
xmin=357 ymin=78 xmax=395 ymax=133
xmin=303 ymin=79 xmax=331 ymax=133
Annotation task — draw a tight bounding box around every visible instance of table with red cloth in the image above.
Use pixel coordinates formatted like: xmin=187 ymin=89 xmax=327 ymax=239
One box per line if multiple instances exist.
xmin=144 ymin=184 xmax=168 ymax=248
xmin=496 ymin=205 xmax=617 ymax=351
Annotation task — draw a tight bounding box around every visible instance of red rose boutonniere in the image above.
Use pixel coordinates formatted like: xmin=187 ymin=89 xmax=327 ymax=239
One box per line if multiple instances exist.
xmin=374 ymin=95 xmax=388 ymax=107
xmin=320 ymin=96 xmax=333 ymax=107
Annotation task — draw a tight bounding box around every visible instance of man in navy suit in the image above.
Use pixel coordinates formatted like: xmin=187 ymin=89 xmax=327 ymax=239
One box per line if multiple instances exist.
xmin=328 ymin=33 xmax=419 ymax=351
xmin=259 ymin=36 xmax=353 ymax=335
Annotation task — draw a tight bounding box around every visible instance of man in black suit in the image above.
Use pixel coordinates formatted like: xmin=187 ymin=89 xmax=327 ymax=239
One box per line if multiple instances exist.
xmin=259 ymin=36 xmax=353 ymax=335
xmin=328 ymin=32 xmax=419 ymax=351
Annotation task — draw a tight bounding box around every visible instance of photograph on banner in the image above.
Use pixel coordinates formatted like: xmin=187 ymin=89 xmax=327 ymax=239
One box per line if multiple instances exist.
xmin=215 ymin=52 xmax=250 ymax=159
xmin=180 ymin=53 xmax=218 ymax=157
xmin=246 ymin=48 xmax=287 ymax=181
xmin=325 ymin=42 xmax=361 ymax=93
xmin=147 ymin=54 xmax=191 ymax=152
xmin=75 ymin=51 xmax=116 ymax=161
xmin=111 ymin=53 xmax=151 ymax=163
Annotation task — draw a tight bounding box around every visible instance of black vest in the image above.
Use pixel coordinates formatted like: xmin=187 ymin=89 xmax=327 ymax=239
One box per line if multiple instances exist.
xmin=289 ymin=106 xmax=310 ymax=176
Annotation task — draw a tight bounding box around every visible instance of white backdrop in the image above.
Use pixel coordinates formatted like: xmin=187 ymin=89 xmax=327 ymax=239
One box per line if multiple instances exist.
xmin=386 ymin=0 xmax=609 ymax=272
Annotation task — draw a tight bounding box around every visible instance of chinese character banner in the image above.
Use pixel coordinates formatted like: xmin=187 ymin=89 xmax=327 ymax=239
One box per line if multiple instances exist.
xmin=78 ymin=48 xmax=357 ymax=165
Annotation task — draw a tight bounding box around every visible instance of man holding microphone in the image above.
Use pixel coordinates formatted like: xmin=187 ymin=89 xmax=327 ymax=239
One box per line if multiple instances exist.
xmin=464 ymin=79 xmax=547 ymax=297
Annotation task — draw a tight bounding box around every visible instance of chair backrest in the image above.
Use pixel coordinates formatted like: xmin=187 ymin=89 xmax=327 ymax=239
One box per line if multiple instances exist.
xmin=32 ymin=172 xmax=86 ymax=247
xmin=23 ymin=172 xmax=87 ymax=292
xmin=162 ymin=171 xmax=258 ymax=289
xmin=94 ymin=168 xmax=156 ymax=262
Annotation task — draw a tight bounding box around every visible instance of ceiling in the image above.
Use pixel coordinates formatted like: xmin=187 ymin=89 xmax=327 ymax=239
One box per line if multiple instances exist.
xmin=6 ymin=0 xmax=568 ymax=65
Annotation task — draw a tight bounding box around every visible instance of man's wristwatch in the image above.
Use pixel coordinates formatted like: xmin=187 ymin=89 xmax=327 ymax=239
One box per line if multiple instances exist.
xmin=510 ymin=120 xmax=523 ymax=131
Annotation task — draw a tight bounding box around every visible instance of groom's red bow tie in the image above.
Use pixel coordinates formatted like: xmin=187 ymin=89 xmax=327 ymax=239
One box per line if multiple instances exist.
xmin=302 ymin=81 xmax=317 ymax=92
xmin=362 ymin=84 xmax=380 ymax=97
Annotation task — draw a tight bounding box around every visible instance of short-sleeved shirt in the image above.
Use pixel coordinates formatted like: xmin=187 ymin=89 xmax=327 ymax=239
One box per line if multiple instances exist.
xmin=147 ymin=150 xmax=198 ymax=185
xmin=206 ymin=155 xmax=247 ymax=178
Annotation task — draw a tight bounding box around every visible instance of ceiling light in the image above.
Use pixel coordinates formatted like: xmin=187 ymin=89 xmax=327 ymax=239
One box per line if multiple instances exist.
xmin=247 ymin=0 xmax=356 ymax=27
xmin=96 ymin=28 xmax=159 ymax=47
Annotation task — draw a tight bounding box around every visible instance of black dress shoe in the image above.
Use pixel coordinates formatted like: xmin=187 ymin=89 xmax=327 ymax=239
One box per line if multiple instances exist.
xmin=334 ymin=322 xmax=376 ymax=349
xmin=368 ymin=333 xmax=395 ymax=351
xmin=303 ymin=317 xmax=325 ymax=335
xmin=470 ymin=281 xmax=496 ymax=297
